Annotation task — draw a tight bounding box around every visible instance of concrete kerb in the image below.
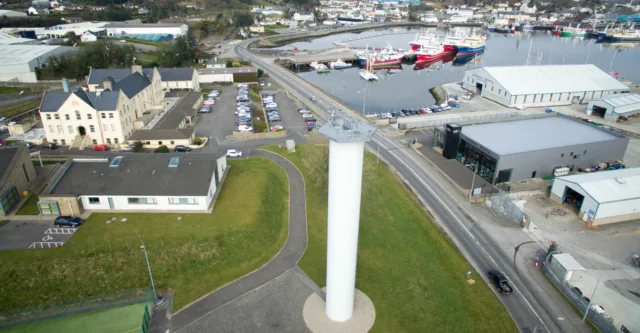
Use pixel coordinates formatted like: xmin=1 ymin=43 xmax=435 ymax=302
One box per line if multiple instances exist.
xmin=168 ymin=149 xmax=310 ymax=332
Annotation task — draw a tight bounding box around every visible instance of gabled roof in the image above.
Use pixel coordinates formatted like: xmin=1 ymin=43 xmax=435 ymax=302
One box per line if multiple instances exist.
xmin=157 ymin=68 xmax=195 ymax=82
xmin=85 ymin=91 xmax=120 ymax=111
xmin=87 ymin=68 xmax=155 ymax=85
xmin=112 ymin=72 xmax=151 ymax=98
xmin=40 ymin=91 xmax=71 ymax=112
xmin=0 ymin=146 xmax=23 ymax=189
xmin=555 ymin=168 xmax=640 ymax=203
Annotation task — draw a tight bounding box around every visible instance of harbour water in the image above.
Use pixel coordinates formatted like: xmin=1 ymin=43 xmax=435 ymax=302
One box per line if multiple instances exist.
xmin=281 ymin=27 xmax=640 ymax=115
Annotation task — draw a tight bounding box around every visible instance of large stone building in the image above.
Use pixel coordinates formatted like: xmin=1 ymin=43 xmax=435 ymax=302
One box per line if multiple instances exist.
xmin=0 ymin=146 xmax=37 ymax=215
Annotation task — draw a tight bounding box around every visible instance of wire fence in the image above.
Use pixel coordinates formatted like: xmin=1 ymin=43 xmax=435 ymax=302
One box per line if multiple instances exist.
xmin=489 ymin=189 xmax=526 ymax=225
xmin=397 ymin=111 xmax=556 ymax=129
xmin=537 ymin=252 xmax=620 ymax=333
xmin=0 ymin=288 xmax=154 ymax=330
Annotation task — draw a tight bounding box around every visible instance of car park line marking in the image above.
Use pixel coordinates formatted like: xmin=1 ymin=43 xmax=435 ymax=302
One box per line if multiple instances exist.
xmin=29 ymin=242 xmax=64 ymax=249
xmin=42 ymin=235 xmax=53 ymax=241
xmin=45 ymin=228 xmax=77 ymax=234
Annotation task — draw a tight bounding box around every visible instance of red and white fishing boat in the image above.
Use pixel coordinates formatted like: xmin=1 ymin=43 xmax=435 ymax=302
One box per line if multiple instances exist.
xmin=442 ymin=28 xmax=468 ymax=54
xmin=409 ymin=31 xmax=439 ymax=51
xmin=359 ymin=44 xmax=404 ymax=66
xmin=415 ymin=42 xmax=445 ymax=63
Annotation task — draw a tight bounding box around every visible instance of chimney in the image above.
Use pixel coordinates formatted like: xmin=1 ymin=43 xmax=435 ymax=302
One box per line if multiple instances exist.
xmin=132 ymin=65 xmax=143 ymax=75
xmin=62 ymin=78 xmax=69 ymax=92
xmin=96 ymin=91 xmax=101 ymax=97
xmin=101 ymin=79 xmax=112 ymax=91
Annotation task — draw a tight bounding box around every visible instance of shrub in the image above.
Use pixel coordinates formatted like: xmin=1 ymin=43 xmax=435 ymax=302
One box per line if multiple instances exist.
xmin=154 ymin=145 xmax=170 ymax=153
xmin=192 ymin=137 xmax=203 ymax=145
xmin=133 ymin=141 xmax=144 ymax=152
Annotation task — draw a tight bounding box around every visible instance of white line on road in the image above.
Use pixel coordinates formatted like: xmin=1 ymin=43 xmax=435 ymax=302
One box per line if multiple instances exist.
xmin=45 ymin=228 xmax=76 ymax=234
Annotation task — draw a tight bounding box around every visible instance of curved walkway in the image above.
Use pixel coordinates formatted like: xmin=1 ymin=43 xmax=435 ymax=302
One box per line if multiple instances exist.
xmin=166 ymin=149 xmax=308 ymax=333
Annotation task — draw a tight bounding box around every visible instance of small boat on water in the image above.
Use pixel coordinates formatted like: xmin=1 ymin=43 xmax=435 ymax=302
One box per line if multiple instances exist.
xmin=316 ymin=64 xmax=330 ymax=73
xmin=561 ymin=24 xmax=587 ymax=37
xmin=453 ymin=50 xmax=484 ymax=66
xmin=598 ymin=23 xmax=640 ymax=43
xmin=359 ymin=54 xmax=378 ymax=81
xmin=443 ymin=28 xmax=467 ymax=54
xmin=522 ymin=23 xmax=534 ymax=31
xmin=494 ymin=26 xmax=510 ymax=34
xmin=415 ymin=43 xmax=445 ymax=63
xmin=455 ymin=33 xmax=486 ymax=58
xmin=552 ymin=26 xmax=562 ymax=36
xmin=329 ymin=59 xmax=352 ymax=69
xmin=487 ymin=25 xmax=496 ymax=32
xmin=358 ymin=44 xmax=404 ymax=66
xmin=409 ymin=31 xmax=439 ymax=51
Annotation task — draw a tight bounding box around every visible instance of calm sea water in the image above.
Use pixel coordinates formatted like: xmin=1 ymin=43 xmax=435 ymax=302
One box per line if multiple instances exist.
xmin=280 ymin=27 xmax=640 ymax=115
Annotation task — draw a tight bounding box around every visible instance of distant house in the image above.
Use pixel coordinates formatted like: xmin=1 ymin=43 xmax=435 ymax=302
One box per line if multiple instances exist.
xmin=31 ymin=0 xmax=50 ymax=7
xmin=206 ymin=57 xmax=226 ymax=69
xmin=293 ymin=11 xmax=315 ymax=21
xmin=519 ymin=0 xmax=536 ymax=14
xmin=138 ymin=7 xmax=149 ymax=15
xmin=80 ymin=31 xmax=97 ymax=42
xmin=27 ymin=6 xmax=49 ymax=15
xmin=249 ymin=25 xmax=265 ymax=33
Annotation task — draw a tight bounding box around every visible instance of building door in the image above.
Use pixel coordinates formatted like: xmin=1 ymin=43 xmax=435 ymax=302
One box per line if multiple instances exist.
xmin=531 ymin=171 xmax=537 ymax=178
xmin=78 ymin=126 xmax=86 ymax=136
xmin=475 ymin=83 xmax=483 ymax=94
xmin=108 ymin=197 xmax=114 ymax=209
xmin=496 ymin=169 xmax=512 ymax=184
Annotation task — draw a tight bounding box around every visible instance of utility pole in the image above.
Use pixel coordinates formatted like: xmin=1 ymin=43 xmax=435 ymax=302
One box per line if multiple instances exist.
xmin=466 ymin=163 xmax=478 ymax=203
xmin=136 ymin=231 xmax=158 ymax=302
xmin=583 ymin=273 xmax=602 ymax=322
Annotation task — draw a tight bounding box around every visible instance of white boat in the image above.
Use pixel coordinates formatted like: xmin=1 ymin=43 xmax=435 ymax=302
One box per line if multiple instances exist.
xmin=310 ymin=61 xmax=322 ymax=70
xmin=329 ymin=59 xmax=352 ymax=69
xmin=359 ymin=53 xmax=378 ymax=81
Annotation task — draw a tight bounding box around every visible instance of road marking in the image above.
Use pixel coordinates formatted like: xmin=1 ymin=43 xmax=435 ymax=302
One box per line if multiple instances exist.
xmin=29 ymin=242 xmax=64 ymax=249
xmin=45 ymin=228 xmax=76 ymax=234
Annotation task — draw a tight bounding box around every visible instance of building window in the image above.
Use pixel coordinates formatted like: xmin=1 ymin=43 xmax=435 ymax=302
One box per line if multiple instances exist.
xmin=92 ymin=139 xmax=97 ymax=144
xmin=570 ymin=152 xmax=573 ymax=156
xmin=109 ymin=113 xmax=114 ymax=118
xmin=111 ymin=124 xmax=116 ymax=131
xmin=103 ymin=124 xmax=109 ymax=132
xmin=65 ymin=114 xmax=70 ymax=120
xmin=170 ymin=141 xmax=175 ymax=145
xmin=46 ymin=114 xmax=51 ymax=120
xmin=68 ymin=126 xmax=73 ymax=134
xmin=114 ymin=138 xmax=119 ymax=144
xmin=127 ymin=197 xmax=157 ymax=204
xmin=561 ymin=153 xmax=564 ymax=157
xmin=498 ymin=89 xmax=501 ymax=95
xmin=491 ymin=86 xmax=494 ymax=92
xmin=54 ymin=114 xmax=59 ymax=120
xmin=169 ymin=198 xmax=198 ymax=205
xmin=88 ymin=197 xmax=100 ymax=204
xmin=38 ymin=201 xmax=60 ymax=216
xmin=158 ymin=141 xmax=162 ymax=145
xmin=61 ymin=139 xmax=66 ymax=145
xmin=89 ymin=125 xmax=95 ymax=133
xmin=583 ymin=150 xmax=587 ymax=154
xmin=75 ymin=111 xmax=81 ymax=120
xmin=48 ymin=125 xmax=55 ymax=133
xmin=53 ymin=139 xmax=58 ymax=143
xmin=57 ymin=125 xmax=63 ymax=133
xmin=101 ymin=113 xmax=106 ymax=119
xmin=106 ymin=138 xmax=111 ymax=144
xmin=87 ymin=114 xmax=92 ymax=120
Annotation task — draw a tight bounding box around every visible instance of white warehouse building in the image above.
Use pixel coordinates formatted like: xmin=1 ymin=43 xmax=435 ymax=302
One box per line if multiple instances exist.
xmin=462 ymin=65 xmax=631 ymax=108
xmin=586 ymin=94 xmax=640 ymax=122
xmin=38 ymin=154 xmax=228 ymax=215
xmin=0 ymin=45 xmax=75 ymax=83
xmin=550 ymin=168 xmax=640 ymax=226
xmin=105 ymin=23 xmax=188 ymax=40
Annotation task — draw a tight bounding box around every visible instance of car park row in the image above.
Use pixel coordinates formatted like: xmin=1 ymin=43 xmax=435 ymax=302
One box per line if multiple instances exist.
xmin=376 ymin=95 xmax=461 ymax=119
xmin=262 ymin=92 xmax=285 ymax=132
xmin=199 ymin=89 xmax=220 ymax=113
xmin=236 ymin=84 xmax=253 ymax=133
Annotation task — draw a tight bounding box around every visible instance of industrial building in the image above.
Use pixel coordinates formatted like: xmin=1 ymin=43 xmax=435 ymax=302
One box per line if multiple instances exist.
xmin=461 ymin=65 xmax=631 ymax=108
xmin=586 ymin=94 xmax=640 ymax=122
xmin=197 ymin=67 xmax=258 ymax=83
xmin=38 ymin=154 xmax=228 ymax=215
xmin=105 ymin=23 xmax=188 ymax=41
xmin=0 ymin=10 xmax=27 ymax=17
xmin=437 ymin=115 xmax=629 ymax=184
xmin=0 ymin=45 xmax=74 ymax=83
xmin=550 ymin=168 xmax=640 ymax=226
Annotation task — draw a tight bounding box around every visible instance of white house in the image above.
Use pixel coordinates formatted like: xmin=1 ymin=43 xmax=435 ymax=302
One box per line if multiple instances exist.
xmin=550 ymin=168 xmax=640 ymax=225
xmin=38 ymin=155 xmax=229 ymax=215
xmin=293 ymin=12 xmax=315 ymax=22
xmin=80 ymin=31 xmax=97 ymax=42
xmin=519 ymin=0 xmax=537 ymax=14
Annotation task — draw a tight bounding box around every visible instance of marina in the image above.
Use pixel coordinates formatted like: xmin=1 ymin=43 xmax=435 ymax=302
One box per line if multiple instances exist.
xmin=275 ymin=27 xmax=640 ymax=116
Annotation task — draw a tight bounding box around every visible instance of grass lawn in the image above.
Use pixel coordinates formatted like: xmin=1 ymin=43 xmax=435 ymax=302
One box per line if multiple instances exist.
xmin=109 ymin=37 xmax=162 ymax=47
xmin=15 ymin=196 xmax=40 ymax=216
xmin=263 ymin=145 xmax=517 ymax=333
xmin=0 ymin=158 xmax=288 ymax=313
xmin=137 ymin=53 xmax=159 ymax=66
xmin=0 ymin=87 xmax=29 ymax=95
xmin=0 ymin=99 xmax=40 ymax=118
xmin=2 ymin=303 xmax=147 ymax=333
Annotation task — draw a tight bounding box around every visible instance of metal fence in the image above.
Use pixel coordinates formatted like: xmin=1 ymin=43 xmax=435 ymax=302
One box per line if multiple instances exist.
xmin=397 ymin=111 xmax=554 ymax=130
xmin=0 ymin=288 xmax=154 ymax=330
xmin=490 ymin=189 xmax=526 ymax=225
xmin=538 ymin=252 xmax=620 ymax=333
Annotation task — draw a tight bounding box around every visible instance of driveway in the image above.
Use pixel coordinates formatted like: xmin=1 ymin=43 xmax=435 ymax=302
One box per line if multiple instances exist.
xmin=0 ymin=220 xmax=76 ymax=250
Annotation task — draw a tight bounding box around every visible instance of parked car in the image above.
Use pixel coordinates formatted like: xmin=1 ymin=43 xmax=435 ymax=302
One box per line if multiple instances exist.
xmin=237 ymin=83 xmax=248 ymax=89
xmin=199 ymin=108 xmax=212 ymax=113
xmin=238 ymin=125 xmax=253 ymax=132
xmin=570 ymin=286 xmax=582 ymax=296
xmin=515 ymin=105 xmax=526 ymax=110
xmin=226 ymin=149 xmax=243 ymax=157
xmin=302 ymin=113 xmax=315 ymax=119
xmin=24 ymin=142 xmax=34 ymax=149
xmin=54 ymin=216 xmax=83 ymax=228
xmin=236 ymin=98 xmax=249 ymax=103
xmin=462 ymin=93 xmax=472 ymax=100
xmin=203 ymin=99 xmax=215 ymax=105
xmin=120 ymin=145 xmax=134 ymax=152
xmin=305 ymin=120 xmax=317 ymax=126
xmin=298 ymin=108 xmax=311 ymax=114
xmin=270 ymin=125 xmax=284 ymax=131
xmin=92 ymin=144 xmax=109 ymax=151
xmin=268 ymin=117 xmax=281 ymax=122
xmin=488 ymin=270 xmax=513 ymax=295
xmin=0 ymin=140 xmax=8 ymax=145
xmin=264 ymin=103 xmax=278 ymax=108
xmin=174 ymin=145 xmax=192 ymax=152
xmin=41 ymin=142 xmax=58 ymax=150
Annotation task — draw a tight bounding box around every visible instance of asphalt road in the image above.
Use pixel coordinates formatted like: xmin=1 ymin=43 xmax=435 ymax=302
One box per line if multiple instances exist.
xmin=235 ymin=39 xmax=590 ymax=333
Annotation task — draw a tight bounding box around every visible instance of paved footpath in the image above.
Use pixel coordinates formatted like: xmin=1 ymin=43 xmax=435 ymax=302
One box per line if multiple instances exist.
xmin=151 ymin=149 xmax=309 ymax=333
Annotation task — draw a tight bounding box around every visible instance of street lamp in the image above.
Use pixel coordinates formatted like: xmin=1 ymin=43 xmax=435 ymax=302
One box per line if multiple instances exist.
xmin=465 ymin=163 xmax=478 ymax=203
xmin=140 ymin=244 xmax=158 ymax=302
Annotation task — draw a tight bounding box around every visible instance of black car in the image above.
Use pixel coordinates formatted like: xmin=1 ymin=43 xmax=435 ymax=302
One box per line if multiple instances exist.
xmin=488 ymin=270 xmax=513 ymax=295
xmin=54 ymin=216 xmax=83 ymax=227
xmin=41 ymin=142 xmax=58 ymax=150
xmin=174 ymin=145 xmax=192 ymax=152
xmin=25 ymin=142 xmax=34 ymax=149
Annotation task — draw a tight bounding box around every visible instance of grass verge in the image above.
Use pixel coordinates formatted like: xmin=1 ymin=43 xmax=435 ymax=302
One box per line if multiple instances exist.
xmin=0 ymin=158 xmax=288 ymax=313
xmin=15 ymin=196 xmax=40 ymax=216
xmin=109 ymin=37 xmax=162 ymax=47
xmin=0 ymin=87 xmax=29 ymax=95
xmin=1 ymin=303 xmax=147 ymax=333
xmin=263 ymin=145 xmax=517 ymax=333
xmin=0 ymin=100 xmax=40 ymax=118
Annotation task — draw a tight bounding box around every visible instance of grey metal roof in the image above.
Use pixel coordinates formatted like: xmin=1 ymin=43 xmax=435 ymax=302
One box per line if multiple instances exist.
xmin=85 ymin=91 xmax=120 ymax=111
xmin=594 ymin=94 xmax=640 ymax=114
xmin=47 ymin=154 xmax=216 ymax=196
xmin=476 ymin=65 xmax=630 ymax=95
xmin=460 ymin=116 xmax=621 ymax=155
xmin=87 ymin=68 xmax=154 ymax=85
xmin=40 ymin=91 xmax=70 ymax=112
xmin=157 ymin=68 xmax=195 ymax=82
xmin=153 ymin=92 xmax=199 ymax=130
xmin=197 ymin=67 xmax=258 ymax=75
xmin=106 ymin=23 xmax=186 ymax=28
xmin=129 ymin=128 xmax=194 ymax=140
xmin=112 ymin=72 xmax=151 ymax=98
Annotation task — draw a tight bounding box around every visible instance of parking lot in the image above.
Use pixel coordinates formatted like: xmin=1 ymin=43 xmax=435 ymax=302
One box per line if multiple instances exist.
xmin=0 ymin=220 xmax=77 ymax=250
xmin=194 ymin=85 xmax=240 ymax=144
xmin=262 ymin=81 xmax=317 ymax=139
